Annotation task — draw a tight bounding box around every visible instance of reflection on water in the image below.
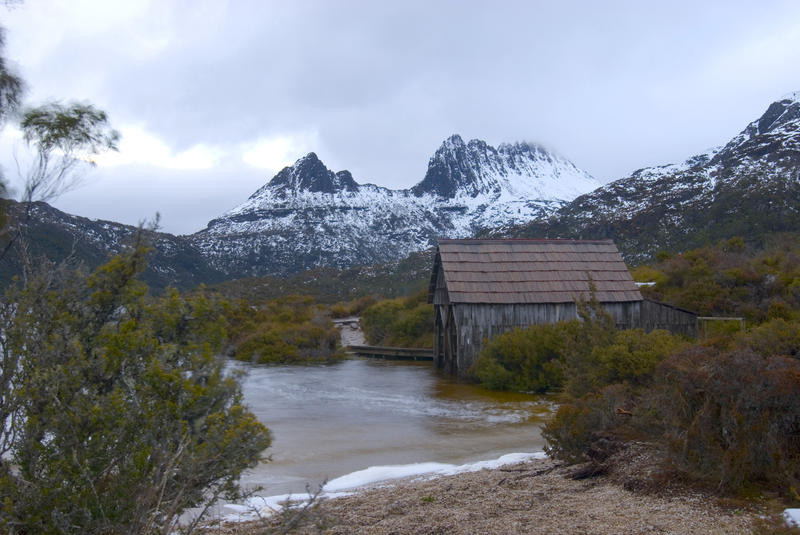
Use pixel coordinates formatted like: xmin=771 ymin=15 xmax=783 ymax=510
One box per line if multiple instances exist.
xmin=235 ymin=359 xmax=554 ymax=495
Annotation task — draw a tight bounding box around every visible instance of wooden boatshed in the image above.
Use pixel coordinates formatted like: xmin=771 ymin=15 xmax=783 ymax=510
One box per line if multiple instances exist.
xmin=428 ymin=239 xmax=697 ymax=376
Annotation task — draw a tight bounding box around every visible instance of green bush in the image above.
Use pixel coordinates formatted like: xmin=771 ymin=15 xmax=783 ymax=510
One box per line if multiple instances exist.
xmin=361 ymin=290 xmax=433 ymax=348
xmin=0 ymin=246 xmax=271 ymax=534
xmin=329 ymin=295 xmax=378 ymax=318
xmin=539 ymin=328 xmax=686 ymax=462
xmin=542 ymin=401 xmax=600 ymax=464
xmin=235 ymin=321 xmax=340 ymax=363
xmin=737 ymin=318 xmax=800 ymax=359
xmin=542 ymin=384 xmax=633 ymax=464
xmin=471 ymin=322 xmax=574 ymax=392
xmin=590 ymin=329 xmax=688 ymax=388
xmin=225 ymin=296 xmax=343 ymax=364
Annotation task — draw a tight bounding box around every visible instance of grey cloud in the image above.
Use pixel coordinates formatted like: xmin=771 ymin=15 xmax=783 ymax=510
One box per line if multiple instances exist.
xmin=4 ymin=0 xmax=800 ymax=233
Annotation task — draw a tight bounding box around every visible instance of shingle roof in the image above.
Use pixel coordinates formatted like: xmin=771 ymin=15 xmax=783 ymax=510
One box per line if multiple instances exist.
xmin=430 ymin=239 xmax=643 ymax=304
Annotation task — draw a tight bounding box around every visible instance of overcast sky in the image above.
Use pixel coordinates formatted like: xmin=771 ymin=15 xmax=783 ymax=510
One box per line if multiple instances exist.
xmin=2 ymin=0 xmax=800 ymax=235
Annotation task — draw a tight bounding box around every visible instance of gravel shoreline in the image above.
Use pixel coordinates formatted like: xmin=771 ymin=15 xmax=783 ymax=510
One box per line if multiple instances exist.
xmin=216 ymin=454 xmax=761 ymax=534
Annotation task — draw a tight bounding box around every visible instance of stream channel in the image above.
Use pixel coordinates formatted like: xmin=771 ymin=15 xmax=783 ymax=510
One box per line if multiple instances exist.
xmin=234 ymin=358 xmax=554 ymax=496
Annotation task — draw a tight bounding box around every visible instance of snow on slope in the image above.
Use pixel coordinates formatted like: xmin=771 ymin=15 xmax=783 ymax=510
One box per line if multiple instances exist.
xmin=584 ymin=91 xmax=800 ymax=220
xmin=512 ymin=91 xmax=800 ymax=262
xmin=191 ymin=136 xmax=600 ymax=278
xmin=413 ymin=135 xmax=598 ymax=201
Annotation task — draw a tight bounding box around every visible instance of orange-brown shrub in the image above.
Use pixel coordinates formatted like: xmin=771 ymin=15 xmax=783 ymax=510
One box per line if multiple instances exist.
xmin=653 ymin=347 xmax=800 ymax=494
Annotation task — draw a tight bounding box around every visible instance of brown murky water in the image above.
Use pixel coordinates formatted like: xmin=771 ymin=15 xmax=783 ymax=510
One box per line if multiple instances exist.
xmin=234 ymin=359 xmax=554 ymax=495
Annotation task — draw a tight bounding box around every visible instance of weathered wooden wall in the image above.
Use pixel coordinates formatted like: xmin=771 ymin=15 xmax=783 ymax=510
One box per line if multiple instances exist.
xmin=452 ymin=303 xmax=573 ymax=375
xmin=638 ymin=299 xmax=698 ymax=338
xmin=433 ymin=298 xmax=698 ymax=377
xmin=444 ymin=301 xmax=645 ymax=376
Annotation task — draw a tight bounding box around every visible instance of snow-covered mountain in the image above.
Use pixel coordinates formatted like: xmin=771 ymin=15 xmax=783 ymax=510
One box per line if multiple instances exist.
xmin=7 ymin=93 xmax=799 ymax=290
xmin=190 ymin=135 xmax=600 ymax=277
xmin=510 ymin=92 xmax=800 ymax=260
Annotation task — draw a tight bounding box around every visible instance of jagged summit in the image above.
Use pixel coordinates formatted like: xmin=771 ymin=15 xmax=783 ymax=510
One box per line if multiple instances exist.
xmin=251 ymin=152 xmax=359 ymax=198
xmin=780 ymin=91 xmax=800 ymax=104
xmin=746 ymin=93 xmax=800 ymax=137
xmin=194 ymin=134 xmax=599 ymax=277
xmin=628 ymin=91 xmax=800 ymax=184
xmin=712 ymin=91 xmax=800 ymax=173
xmin=411 ymin=134 xmax=599 ymax=200
xmin=412 ymin=134 xmax=474 ymax=197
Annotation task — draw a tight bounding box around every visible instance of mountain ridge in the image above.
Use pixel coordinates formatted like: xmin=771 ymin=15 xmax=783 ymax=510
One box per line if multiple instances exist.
xmin=190 ymin=135 xmax=600 ymax=277
xmin=3 ymin=92 xmax=799 ymax=292
xmin=504 ymin=92 xmax=800 ymax=259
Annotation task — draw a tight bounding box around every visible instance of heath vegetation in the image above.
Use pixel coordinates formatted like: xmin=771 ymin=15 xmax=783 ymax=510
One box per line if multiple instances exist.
xmin=223 ymin=295 xmax=343 ymax=364
xmin=360 ymin=289 xmax=434 ymax=348
xmin=470 ymin=235 xmax=800 ymax=501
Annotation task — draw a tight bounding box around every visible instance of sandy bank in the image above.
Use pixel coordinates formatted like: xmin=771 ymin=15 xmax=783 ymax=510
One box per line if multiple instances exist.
xmin=215 ymin=453 xmax=762 ymax=534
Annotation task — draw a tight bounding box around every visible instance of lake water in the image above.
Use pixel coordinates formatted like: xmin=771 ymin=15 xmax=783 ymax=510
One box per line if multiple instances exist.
xmin=235 ymin=358 xmax=554 ymax=496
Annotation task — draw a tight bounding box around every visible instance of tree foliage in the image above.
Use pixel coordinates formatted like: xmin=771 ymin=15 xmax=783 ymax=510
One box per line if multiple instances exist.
xmin=224 ymin=295 xmax=343 ymax=364
xmin=360 ymin=289 xmax=433 ymax=348
xmin=0 ymin=27 xmax=23 ymax=127
xmin=0 ymin=244 xmax=271 ymax=534
xmin=0 ymin=26 xmax=24 ymax=250
xmin=0 ymin=101 xmax=119 ymax=265
xmin=19 ymin=101 xmax=119 ymax=203
xmin=0 ymin=16 xmax=273 ymax=533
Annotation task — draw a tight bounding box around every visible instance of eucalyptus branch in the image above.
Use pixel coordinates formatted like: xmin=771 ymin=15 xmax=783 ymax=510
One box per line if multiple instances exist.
xmin=0 ymin=101 xmax=118 ymax=263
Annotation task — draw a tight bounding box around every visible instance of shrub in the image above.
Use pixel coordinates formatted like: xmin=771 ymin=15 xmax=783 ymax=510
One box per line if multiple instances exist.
xmin=737 ymin=318 xmax=800 ymax=359
xmin=329 ymin=295 xmax=378 ymax=318
xmin=226 ymin=297 xmax=343 ymax=364
xmin=542 ymin=384 xmax=633 ymax=464
xmin=471 ymin=322 xmax=574 ymax=392
xmin=236 ymin=321 xmax=340 ymax=363
xmin=0 ymin=246 xmax=271 ymax=534
xmin=361 ymin=298 xmax=403 ymax=344
xmin=590 ymin=329 xmax=688 ymax=388
xmin=361 ymin=290 xmax=433 ymax=348
xmin=653 ymin=347 xmax=800 ymax=494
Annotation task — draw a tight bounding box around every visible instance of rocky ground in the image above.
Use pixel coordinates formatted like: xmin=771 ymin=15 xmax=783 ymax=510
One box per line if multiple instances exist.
xmin=333 ymin=317 xmax=366 ymax=347
xmin=205 ymin=449 xmax=778 ymax=535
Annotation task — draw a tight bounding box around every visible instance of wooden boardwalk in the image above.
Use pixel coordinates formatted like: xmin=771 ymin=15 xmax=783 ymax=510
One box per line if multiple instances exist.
xmin=346 ymin=345 xmax=434 ymax=361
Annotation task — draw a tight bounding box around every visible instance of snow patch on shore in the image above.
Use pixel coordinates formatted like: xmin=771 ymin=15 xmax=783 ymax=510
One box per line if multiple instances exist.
xmin=222 ymin=451 xmax=546 ymax=522
xmin=785 ymin=508 xmax=800 ymax=527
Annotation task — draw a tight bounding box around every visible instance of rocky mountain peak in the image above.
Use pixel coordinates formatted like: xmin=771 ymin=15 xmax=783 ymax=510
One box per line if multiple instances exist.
xmin=443 ymin=133 xmax=467 ymax=147
xmin=255 ymin=152 xmax=359 ymax=198
xmin=411 ymin=134 xmax=478 ymax=197
xmin=411 ymin=135 xmax=599 ymax=200
xmin=753 ymin=93 xmax=800 ymax=135
xmin=711 ymin=91 xmax=800 ymax=172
